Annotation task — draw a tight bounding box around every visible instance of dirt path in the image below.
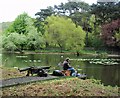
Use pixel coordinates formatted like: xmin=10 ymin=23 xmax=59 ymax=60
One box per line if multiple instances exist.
xmin=0 ymin=75 xmax=58 ymax=88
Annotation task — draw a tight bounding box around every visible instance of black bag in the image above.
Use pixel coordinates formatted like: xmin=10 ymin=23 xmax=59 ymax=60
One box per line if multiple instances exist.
xmin=53 ymin=70 xmax=64 ymax=76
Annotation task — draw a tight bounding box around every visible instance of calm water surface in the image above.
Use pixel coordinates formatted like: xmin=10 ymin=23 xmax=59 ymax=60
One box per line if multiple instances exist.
xmin=2 ymin=53 xmax=120 ymax=87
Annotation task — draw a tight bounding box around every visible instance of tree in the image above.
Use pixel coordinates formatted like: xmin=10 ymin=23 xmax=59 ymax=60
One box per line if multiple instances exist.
xmin=91 ymin=2 xmax=120 ymax=25
xmin=3 ymin=13 xmax=45 ymax=51
xmin=90 ymin=1 xmax=120 ymax=49
xmin=26 ymin=27 xmax=45 ymax=50
xmin=101 ymin=19 xmax=120 ymax=48
xmin=44 ymin=15 xmax=86 ymax=52
xmin=2 ymin=33 xmax=25 ymax=51
xmin=34 ymin=6 xmax=55 ymax=34
xmin=6 ymin=13 xmax=30 ymax=34
xmin=53 ymin=1 xmax=92 ymax=48
xmin=54 ymin=1 xmax=90 ymax=15
xmin=53 ymin=1 xmax=91 ymax=27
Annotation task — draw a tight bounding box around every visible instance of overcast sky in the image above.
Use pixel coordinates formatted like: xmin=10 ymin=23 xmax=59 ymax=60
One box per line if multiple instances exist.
xmin=0 ymin=0 xmax=97 ymax=23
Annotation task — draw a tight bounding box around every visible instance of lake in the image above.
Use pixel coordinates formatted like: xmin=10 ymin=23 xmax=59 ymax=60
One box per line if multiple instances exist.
xmin=2 ymin=53 xmax=120 ymax=87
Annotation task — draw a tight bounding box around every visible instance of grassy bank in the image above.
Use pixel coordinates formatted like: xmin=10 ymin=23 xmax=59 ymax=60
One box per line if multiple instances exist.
xmin=1 ymin=67 xmax=119 ymax=96
xmin=0 ymin=66 xmax=26 ymax=80
xmin=2 ymin=77 xmax=119 ymax=96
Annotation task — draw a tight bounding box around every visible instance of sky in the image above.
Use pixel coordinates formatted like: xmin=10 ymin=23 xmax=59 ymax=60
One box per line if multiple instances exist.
xmin=0 ymin=0 xmax=97 ymax=23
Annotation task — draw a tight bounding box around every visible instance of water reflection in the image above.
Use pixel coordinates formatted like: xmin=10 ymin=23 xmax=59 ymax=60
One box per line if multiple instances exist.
xmin=2 ymin=53 xmax=120 ymax=87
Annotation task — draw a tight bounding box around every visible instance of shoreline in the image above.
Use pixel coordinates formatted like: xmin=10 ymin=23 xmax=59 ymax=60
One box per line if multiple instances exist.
xmin=2 ymin=51 xmax=120 ymax=57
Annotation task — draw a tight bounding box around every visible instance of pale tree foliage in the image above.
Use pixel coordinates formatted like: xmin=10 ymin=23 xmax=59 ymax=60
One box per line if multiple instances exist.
xmin=26 ymin=28 xmax=45 ymax=50
xmin=44 ymin=15 xmax=86 ymax=52
xmin=2 ymin=33 xmax=26 ymax=51
xmin=3 ymin=13 xmax=45 ymax=51
xmin=25 ymin=17 xmax=45 ymax=50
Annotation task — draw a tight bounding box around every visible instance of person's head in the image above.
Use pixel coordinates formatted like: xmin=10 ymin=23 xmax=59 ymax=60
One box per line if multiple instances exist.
xmin=65 ymin=57 xmax=70 ymax=62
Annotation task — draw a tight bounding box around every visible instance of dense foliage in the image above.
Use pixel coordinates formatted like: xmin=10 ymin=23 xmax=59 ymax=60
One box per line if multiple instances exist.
xmin=2 ymin=13 xmax=44 ymax=51
xmin=90 ymin=2 xmax=120 ymax=49
xmin=101 ymin=19 xmax=120 ymax=47
xmin=91 ymin=2 xmax=120 ymax=25
xmin=44 ymin=15 xmax=86 ymax=52
xmin=1 ymin=1 xmax=120 ymax=52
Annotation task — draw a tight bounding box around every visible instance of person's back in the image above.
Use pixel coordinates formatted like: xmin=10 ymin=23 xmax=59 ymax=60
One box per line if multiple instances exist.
xmin=63 ymin=62 xmax=71 ymax=70
xmin=62 ymin=58 xmax=77 ymax=76
xmin=63 ymin=58 xmax=71 ymax=70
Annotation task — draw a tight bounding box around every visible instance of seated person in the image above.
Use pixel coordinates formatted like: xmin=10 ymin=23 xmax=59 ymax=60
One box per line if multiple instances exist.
xmin=62 ymin=58 xmax=76 ymax=76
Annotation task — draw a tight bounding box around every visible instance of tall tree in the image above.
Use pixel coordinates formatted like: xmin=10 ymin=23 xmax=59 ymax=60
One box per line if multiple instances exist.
xmin=44 ymin=15 xmax=86 ymax=52
xmin=101 ymin=19 xmax=120 ymax=47
xmin=53 ymin=1 xmax=92 ymax=47
xmin=6 ymin=13 xmax=30 ymax=34
xmin=2 ymin=33 xmax=27 ymax=51
xmin=34 ymin=6 xmax=55 ymax=34
xmin=91 ymin=2 xmax=120 ymax=25
xmin=3 ymin=13 xmax=45 ymax=51
xmin=54 ymin=0 xmax=90 ymax=15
